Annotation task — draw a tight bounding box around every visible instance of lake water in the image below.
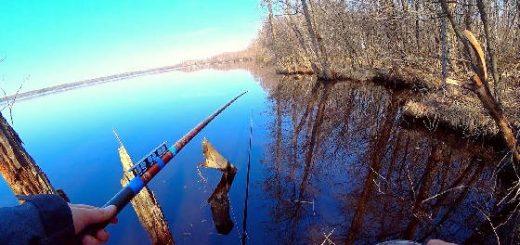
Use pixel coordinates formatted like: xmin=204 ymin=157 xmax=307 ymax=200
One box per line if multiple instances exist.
xmin=0 ymin=68 xmax=503 ymax=244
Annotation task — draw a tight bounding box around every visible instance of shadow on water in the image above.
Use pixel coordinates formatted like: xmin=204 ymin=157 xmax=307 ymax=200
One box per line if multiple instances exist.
xmin=257 ymin=71 xmax=511 ymax=244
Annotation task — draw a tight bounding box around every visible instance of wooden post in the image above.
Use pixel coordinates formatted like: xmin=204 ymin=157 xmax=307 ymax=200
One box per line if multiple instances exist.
xmin=114 ymin=131 xmax=174 ymax=245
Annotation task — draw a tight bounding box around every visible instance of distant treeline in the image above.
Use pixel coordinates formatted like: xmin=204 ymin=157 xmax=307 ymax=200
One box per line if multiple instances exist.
xmin=0 ymin=65 xmax=186 ymax=103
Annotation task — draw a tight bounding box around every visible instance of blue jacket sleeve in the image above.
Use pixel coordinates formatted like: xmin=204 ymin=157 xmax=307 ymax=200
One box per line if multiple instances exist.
xmin=0 ymin=194 xmax=77 ymax=245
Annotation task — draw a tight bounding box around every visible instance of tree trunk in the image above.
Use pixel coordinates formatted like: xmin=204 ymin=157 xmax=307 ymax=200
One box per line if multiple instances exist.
xmin=439 ymin=0 xmax=476 ymax=72
xmin=464 ymin=0 xmax=474 ymax=31
xmin=471 ymin=75 xmax=519 ymax=165
xmin=476 ymin=0 xmax=502 ymax=101
xmin=300 ymin=0 xmax=332 ymax=79
xmin=0 ymin=113 xmax=55 ymax=198
xmin=414 ymin=0 xmax=421 ymax=53
xmin=266 ymin=0 xmax=278 ymax=63
xmin=464 ymin=31 xmax=520 ymax=167
xmin=283 ymin=0 xmax=312 ymax=67
xmin=400 ymin=0 xmax=409 ymax=12
xmin=440 ymin=4 xmax=449 ymax=88
xmin=517 ymin=0 xmax=520 ymax=30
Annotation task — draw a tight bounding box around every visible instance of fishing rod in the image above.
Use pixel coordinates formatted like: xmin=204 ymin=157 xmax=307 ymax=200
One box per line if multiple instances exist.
xmin=80 ymin=91 xmax=247 ymax=237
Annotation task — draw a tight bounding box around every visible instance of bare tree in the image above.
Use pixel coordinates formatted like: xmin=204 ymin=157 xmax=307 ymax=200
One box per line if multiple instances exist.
xmin=476 ymin=0 xmax=501 ymax=101
xmin=300 ymin=0 xmax=332 ymax=79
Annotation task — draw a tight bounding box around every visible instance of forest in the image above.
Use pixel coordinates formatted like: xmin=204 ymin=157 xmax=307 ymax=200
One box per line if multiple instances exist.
xmin=211 ymin=0 xmax=520 ymax=153
xmin=244 ymin=0 xmax=520 ymax=243
xmin=255 ymin=0 xmax=518 ymax=88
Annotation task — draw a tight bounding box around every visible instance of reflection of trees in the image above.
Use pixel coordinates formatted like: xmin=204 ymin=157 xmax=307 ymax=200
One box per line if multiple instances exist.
xmin=261 ymin=76 xmax=504 ymax=244
xmin=346 ymin=89 xmax=403 ymax=243
xmin=263 ymin=76 xmax=329 ymax=244
xmin=299 ymin=82 xmax=332 ymax=200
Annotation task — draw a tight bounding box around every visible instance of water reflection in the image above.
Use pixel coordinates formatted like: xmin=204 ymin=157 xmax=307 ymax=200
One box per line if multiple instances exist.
xmin=208 ymin=166 xmax=237 ymax=235
xmin=2 ymin=66 xmax=514 ymax=244
xmin=202 ymin=139 xmax=237 ymax=235
xmin=262 ymin=75 xmax=500 ymax=244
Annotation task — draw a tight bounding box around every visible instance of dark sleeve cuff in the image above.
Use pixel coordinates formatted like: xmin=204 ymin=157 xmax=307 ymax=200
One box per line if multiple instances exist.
xmin=19 ymin=194 xmax=77 ymax=245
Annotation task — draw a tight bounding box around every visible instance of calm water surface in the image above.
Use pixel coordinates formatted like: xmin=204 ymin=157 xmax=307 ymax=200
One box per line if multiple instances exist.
xmin=0 ymin=68 xmax=501 ymax=244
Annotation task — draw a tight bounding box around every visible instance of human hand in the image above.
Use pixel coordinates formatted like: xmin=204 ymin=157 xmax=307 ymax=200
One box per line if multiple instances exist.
xmin=69 ymin=204 xmax=118 ymax=245
xmin=427 ymin=239 xmax=457 ymax=245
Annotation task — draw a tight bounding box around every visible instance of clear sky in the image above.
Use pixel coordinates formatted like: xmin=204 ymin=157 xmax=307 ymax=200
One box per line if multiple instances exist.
xmin=0 ymin=0 xmax=263 ymax=91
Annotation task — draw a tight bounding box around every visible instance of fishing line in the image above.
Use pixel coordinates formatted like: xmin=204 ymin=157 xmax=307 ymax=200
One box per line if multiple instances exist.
xmin=217 ymin=114 xmax=252 ymax=243
xmin=196 ymin=165 xmax=210 ymax=197
xmin=241 ymin=112 xmax=253 ymax=245
xmin=229 ymin=198 xmax=243 ymax=242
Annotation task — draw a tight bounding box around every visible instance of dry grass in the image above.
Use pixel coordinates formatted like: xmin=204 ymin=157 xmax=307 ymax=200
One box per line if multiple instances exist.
xmin=403 ymin=82 xmax=520 ymax=139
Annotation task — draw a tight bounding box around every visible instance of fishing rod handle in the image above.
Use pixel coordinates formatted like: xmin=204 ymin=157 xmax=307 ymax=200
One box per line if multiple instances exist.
xmin=77 ymin=151 xmax=166 ymax=239
xmin=76 ymin=187 xmax=134 ymax=239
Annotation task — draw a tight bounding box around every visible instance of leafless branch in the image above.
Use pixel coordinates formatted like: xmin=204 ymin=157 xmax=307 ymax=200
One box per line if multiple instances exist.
xmin=0 ymin=76 xmax=28 ymax=125
xmin=475 ymin=205 xmax=501 ymax=245
xmin=421 ymin=185 xmax=466 ymax=204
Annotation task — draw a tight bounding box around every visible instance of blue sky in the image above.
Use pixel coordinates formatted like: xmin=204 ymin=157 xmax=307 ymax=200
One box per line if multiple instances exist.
xmin=0 ymin=1 xmax=263 ymax=91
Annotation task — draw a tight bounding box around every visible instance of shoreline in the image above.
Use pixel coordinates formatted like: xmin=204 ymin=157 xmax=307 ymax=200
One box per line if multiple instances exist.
xmin=190 ymin=56 xmax=519 ymax=144
xmin=4 ymin=55 xmax=518 ymax=145
xmin=1 ymin=57 xmax=254 ymax=104
xmin=0 ymin=64 xmax=184 ymax=104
